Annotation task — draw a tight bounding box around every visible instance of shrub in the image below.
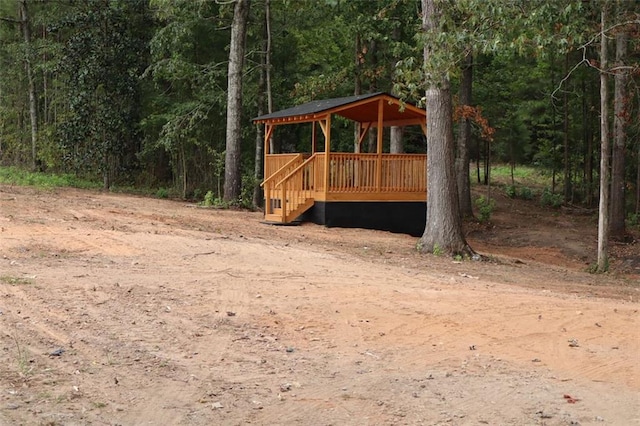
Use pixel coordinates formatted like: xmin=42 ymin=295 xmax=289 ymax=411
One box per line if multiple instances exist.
xmin=156 ymin=187 xmax=169 ymax=199
xmin=518 ymin=186 xmax=534 ymax=200
xmin=203 ymin=190 xmax=215 ymax=207
xmin=540 ymin=188 xmax=562 ymax=208
xmin=475 ymin=196 xmax=496 ymax=222
xmin=505 ymin=184 xmax=517 ymax=198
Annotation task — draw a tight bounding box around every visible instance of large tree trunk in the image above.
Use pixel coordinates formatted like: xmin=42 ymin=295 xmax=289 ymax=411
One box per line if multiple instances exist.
xmin=253 ymin=8 xmax=267 ymax=209
xmin=389 ymin=25 xmax=404 ymax=154
xmin=610 ymin=30 xmax=628 ymax=237
xmin=223 ymin=0 xmax=251 ymax=202
xmin=265 ymin=0 xmax=275 ymax=154
xmin=390 ymin=127 xmax=404 ymax=153
xmin=418 ymin=0 xmax=472 ymax=257
xmin=456 ymin=51 xmax=473 ymax=218
xmin=563 ymin=52 xmax=571 ymax=202
xmin=597 ymin=4 xmax=610 ymax=272
xmin=354 ymin=32 xmax=362 ymax=153
xmin=19 ymin=0 xmax=38 ymax=171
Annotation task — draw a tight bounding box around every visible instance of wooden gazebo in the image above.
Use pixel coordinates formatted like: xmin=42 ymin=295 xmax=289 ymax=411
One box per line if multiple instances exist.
xmin=254 ymin=92 xmax=428 ymax=236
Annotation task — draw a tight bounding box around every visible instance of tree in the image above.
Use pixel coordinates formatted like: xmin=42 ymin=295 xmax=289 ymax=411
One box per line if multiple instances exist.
xmin=610 ymin=25 xmax=628 ymax=237
xmin=418 ymin=0 xmax=472 ymax=256
xmin=597 ymin=4 xmax=610 ymax=272
xmin=223 ymin=0 xmax=250 ymax=202
xmin=19 ymin=0 xmax=37 ymax=171
xmin=456 ymin=51 xmax=474 ymax=217
xmin=253 ymin=0 xmax=270 ymax=209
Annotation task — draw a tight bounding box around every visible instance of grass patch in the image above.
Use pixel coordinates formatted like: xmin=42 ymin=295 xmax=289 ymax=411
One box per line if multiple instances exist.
xmin=488 ymin=164 xmax=553 ymax=187
xmin=0 ymin=166 xmax=100 ymax=190
xmin=1 ymin=275 xmax=34 ymax=285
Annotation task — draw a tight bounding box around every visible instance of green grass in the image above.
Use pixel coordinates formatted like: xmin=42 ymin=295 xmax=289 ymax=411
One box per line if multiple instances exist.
xmin=488 ymin=164 xmax=552 ymax=187
xmin=0 ymin=166 xmax=101 ymax=190
xmin=1 ymin=275 xmax=34 ymax=285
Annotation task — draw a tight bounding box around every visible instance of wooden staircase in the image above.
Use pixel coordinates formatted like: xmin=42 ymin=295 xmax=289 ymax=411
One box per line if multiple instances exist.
xmin=262 ymin=154 xmax=318 ymax=224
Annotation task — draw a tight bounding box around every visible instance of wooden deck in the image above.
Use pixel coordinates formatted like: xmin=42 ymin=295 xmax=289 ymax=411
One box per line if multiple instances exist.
xmin=254 ymin=93 xmax=428 ymax=233
xmin=263 ymin=153 xmax=427 ymax=223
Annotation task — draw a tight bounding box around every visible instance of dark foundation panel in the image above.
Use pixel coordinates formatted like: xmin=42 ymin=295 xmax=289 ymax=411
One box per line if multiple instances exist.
xmin=301 ymin=201 xmax=426 ymax=237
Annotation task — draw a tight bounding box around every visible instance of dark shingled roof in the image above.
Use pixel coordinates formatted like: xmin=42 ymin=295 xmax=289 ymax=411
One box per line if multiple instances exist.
xmin=253 ymin=92 xmax=384 ymax=122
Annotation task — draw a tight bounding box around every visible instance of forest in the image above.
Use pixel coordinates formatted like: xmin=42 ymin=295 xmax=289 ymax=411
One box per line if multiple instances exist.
xmin=0 ymin=1 xmax=638 ymax=260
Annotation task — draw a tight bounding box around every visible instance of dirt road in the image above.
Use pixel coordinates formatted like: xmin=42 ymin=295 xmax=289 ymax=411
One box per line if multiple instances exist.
xmin=0 ymin=185 xmax=638 ymax=425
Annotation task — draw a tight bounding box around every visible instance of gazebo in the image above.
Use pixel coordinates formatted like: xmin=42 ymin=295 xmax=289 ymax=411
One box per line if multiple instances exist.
xmin=253 ymin=92 xmax=428 ymax=236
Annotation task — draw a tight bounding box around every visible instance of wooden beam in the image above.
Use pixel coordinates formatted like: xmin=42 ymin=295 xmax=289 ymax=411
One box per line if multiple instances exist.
xmin=358 ymin=122 xmax=371 ymax=151
xmin=312 ymin=121 xmax=317 ymax=154
xmin=365 ymin=118 xmax=426 ymax=128
xmin=264 ymin=124 xmax=274 ymax=155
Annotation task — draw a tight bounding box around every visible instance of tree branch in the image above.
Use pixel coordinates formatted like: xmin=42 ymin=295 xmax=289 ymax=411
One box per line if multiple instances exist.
xmin=0 ymin=17 xmax=20 ymax=24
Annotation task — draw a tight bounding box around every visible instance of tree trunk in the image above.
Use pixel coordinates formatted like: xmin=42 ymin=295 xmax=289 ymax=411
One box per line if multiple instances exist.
xmin=390 ymin=127 xmax=404 ymax=153
xmin=265 ymin=0 xmax=275 ymax=154
xmin=597 ymin=4 xmax=610 ymax=272
xmin=389 ymin=24 xmax=404 ymax=154
xmin=223 ymin=0 xmax=251 ymax=202
xmin=610 ymin=30 xmax=628 ymax=237
xmin=367 ymin=39 xmax=378 ymax=153
xmin=418 ymin=0 xmax=472 ymax=257
xmin=253 ymin=15 xmax=267 ymax=209
xmin=563 ymin=52 xmax=571 ymax=203
xmin=354 ymin=32 xmax=362 ymax=153
xmin=19 ymin=0 xmax=38 ymax=171
xmin=455 ymin=51 xmax=473 ymax=218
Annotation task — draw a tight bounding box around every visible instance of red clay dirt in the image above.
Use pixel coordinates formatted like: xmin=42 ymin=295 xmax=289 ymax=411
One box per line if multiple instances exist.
xmin=0 ymin=184 xmax=638 ymax=425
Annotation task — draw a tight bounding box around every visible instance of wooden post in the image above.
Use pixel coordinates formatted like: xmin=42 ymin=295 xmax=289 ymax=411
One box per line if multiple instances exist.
xmin=263 ymin=124 xmax=270 ymax=214
xmin=376 ymin=99 xmax=384 ymax=191
xmin=312 ymin=121 xmax=316 ymax=154
xmin=323 ymin=115 xmax=332 ymax=195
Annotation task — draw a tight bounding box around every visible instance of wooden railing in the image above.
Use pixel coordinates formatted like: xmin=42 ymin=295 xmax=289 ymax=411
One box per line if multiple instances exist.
xmin=264 ymin=154 xmax=304 ymax=180
xmin=380 ymin=154 xmax=427 ymax=191
xmin=276 ymin=154 xmax=319 ymax=222
xmin=328 ymin=153 xmax=426 ymax=193
xmin=262 ymin=154 xmax=304 ymax=216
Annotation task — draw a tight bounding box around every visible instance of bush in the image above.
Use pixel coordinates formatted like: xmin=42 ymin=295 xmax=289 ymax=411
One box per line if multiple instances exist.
xmin=505 ymin=184 xmax=517 ymax=198
xmin=156 ymin=187 xmax=169 ymax=199
xmin=518 ymin=186 xmax=534 ymax=200
xmin=475 ymin=196 xmax=496 ymax=222
xmin=540 ymin=188 xmax=562 ymax=208
xmin=203 ymin=190 xmax=215 ymax=207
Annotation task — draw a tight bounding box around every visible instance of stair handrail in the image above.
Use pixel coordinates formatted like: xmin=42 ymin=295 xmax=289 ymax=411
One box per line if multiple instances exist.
xmin=260 ymin=154 xmax=304 ymax=187
xmin=275 ymin=153 xmax=318 ymax=188
xmin=276 ymin=153 xmax=318 ymax=222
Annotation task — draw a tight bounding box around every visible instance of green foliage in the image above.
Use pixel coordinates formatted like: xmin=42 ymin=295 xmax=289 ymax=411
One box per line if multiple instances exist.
xmin=505 ymin=184 xmax=534 ymax=200
xmin=505 ymin=184 xmax=517 ymax=198
xmin=240 ymin=174 xmax=259 ymax=210
xmin=627 ymin=213 xmax=640 ymax=230
xmin=432 ymin=244 xmax=443 ymax=256
xmin=156 ymin=187 xmax=169 ymax=199
xmin=519 ymin=186 xmax=534 ymax=200
xmin=0 ymin=166 xmax=100 ymax=189
xmin=54 ymin=0 xmax=152 ymax=185
xmin=475 ymin=196 xmax=496 ymax=222
xmin=540 ymin=188 xmax=563 ymax=208
xmin=202 ymin=190 xmax=215 ymax=207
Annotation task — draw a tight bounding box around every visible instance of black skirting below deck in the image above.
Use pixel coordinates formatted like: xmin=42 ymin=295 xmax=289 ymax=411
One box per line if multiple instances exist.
xmin=300 ymin=201 xmax=426 ymax=237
